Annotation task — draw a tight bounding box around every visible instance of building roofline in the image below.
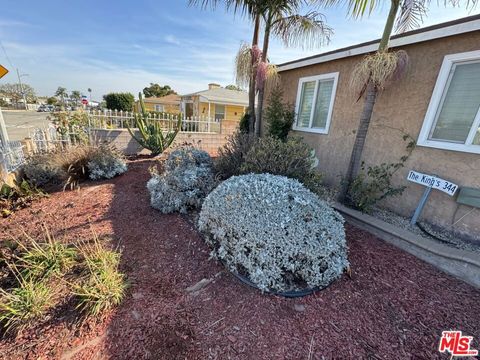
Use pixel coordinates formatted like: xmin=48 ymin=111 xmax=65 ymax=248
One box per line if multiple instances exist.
xmin=278 ymin=14 xmax=480 ymax=72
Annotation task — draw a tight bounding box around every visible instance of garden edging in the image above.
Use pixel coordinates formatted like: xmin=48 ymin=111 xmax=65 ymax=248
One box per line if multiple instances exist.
xmin=333 ymin=203 xmax=480 ymax=288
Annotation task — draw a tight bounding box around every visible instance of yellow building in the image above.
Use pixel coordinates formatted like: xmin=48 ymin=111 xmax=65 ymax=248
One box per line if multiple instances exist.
xmin=137 ymin=94 xmax=181 ymax=114
xmin=180 ymin=83 xmax=248 ymax=121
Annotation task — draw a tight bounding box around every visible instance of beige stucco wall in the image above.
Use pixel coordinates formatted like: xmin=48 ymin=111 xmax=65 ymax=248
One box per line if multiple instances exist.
xmin=276 ymin=32 xmax=480 ymax=241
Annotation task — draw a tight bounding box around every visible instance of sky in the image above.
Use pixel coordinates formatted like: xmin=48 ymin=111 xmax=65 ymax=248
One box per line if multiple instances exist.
xmin=0 ymin=1 xmax=476 ymax=100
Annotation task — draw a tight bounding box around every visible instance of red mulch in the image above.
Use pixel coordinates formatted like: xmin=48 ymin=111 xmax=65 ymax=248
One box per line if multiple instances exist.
xmin=1 ymin=159 xmax=479 ymax=359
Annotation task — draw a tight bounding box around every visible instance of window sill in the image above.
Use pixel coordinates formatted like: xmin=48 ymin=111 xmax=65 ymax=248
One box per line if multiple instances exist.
xmin=417 ymin=139 xmax=480 ymax=155
xmin=292 ymin=126 xmax=329 ymax=135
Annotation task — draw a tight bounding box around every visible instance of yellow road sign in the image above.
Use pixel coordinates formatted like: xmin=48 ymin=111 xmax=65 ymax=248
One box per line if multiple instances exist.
xmin=0 ymin=65 xmax=8 ymax=79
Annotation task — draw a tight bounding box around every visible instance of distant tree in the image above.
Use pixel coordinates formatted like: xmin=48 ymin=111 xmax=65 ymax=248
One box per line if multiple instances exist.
xmin=55 ymin=86 xmax=68 ymax=105
xmin=0 ymin=83 xmax=36 ymax=106
xmin=142 ymin=83 xmax=176 ymax=98
xmin=103 ymin=92 xmax=135 ymax=111
xmin=225 ymin=84 xmax=243 ymax=91
xmin=87 ymin=88 xmax=92 ymax=101
xmin=70 ymin=90 xmax=81 ymax=105
xmin=46 ymin=96 xmax=58 ymax=105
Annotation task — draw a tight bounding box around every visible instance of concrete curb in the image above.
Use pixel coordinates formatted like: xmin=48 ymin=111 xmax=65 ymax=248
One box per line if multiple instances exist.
xmin=333 ymin=203 xmax=480 ymax=289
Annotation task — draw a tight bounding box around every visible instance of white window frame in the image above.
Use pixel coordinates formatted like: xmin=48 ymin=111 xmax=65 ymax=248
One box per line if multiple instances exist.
xmin=293 ymin=72 xmax=339 ymax=134
xmin=417 ymin=50 xmax=480 ymax=154
xmin=154 ymin=104 xmax=165 ymax=112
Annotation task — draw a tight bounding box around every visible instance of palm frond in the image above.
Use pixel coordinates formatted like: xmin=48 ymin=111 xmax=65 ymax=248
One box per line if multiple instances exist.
xmin=272 ymin=11 xmax=333 ymax=49
xmin=395 ymin=0 xmax=428 ymax=33
xmin=235 ymin=42 xmax=253 ymax=88
xmin=317 ymin=0 xmax=380 ymax=18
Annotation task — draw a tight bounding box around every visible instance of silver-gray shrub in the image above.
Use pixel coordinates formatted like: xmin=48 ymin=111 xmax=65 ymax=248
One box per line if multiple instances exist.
xmin=147 ymin=148 xmax=215 ymax=213
xmin=198 ymin=173 xmax=348 ymax=292
xmin=88 ymin=146 xmax=127 ymax=180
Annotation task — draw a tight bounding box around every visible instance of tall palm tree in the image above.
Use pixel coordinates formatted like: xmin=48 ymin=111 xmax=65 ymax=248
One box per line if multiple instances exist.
xmin=327 ymin=0 xmax=478 ymax=201
xmin=254 ymin=0 xmax=332 ymax=136
xmin=191 ymin=0 xmax=331 ymax=135
xmin=189 ymin=0 xmax=263 ymax=133
xmin=88 ymin=88 xmax=92 ymax=102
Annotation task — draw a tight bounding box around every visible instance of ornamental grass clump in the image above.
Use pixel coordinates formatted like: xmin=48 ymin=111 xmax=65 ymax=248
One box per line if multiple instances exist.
xmin=147 ymin=147 xmax=215 ymax=213
xmin=198 ymin=174 xmax=348 ymax=292
xmin=16 ymin=229 xmax=77 ymax=280
xmin=73 ymin=237 xmax=126 ymax=317
xmin=0 ymin=269 xmax=55 ymax=332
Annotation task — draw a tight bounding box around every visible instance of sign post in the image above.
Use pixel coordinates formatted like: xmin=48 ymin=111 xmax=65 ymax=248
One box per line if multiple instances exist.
xmin=406 ymin=170 xmax=459 ymax=225
xmin=0 ymin=65 xmax=10 ymax=148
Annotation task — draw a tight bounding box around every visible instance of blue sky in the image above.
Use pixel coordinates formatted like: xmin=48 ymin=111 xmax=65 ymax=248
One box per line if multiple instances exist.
xmin=0 ymin=0 xmax=475 ymax=100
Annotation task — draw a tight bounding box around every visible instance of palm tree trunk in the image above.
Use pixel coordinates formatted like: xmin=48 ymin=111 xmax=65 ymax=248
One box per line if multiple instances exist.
xmin=254 ymin=13 xmax=272 ymax=137
xmin=340 ymin=0 xmax=400 ymax=203
xmin=248 ymin=15 xmax=260 ymax=134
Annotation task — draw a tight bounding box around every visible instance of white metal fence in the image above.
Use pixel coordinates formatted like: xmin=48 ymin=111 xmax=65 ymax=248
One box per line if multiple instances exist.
xmin=86 ymin=110 xmax=222 ymax=134
xmin=0 ymin=140 xmax=25 ymax=173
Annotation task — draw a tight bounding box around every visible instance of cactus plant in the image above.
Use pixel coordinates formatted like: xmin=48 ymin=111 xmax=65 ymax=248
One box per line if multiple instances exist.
xmin=128 ymin=93 xmax=182 ymax=156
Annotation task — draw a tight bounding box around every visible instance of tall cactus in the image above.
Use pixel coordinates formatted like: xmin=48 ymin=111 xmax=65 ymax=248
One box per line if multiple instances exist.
xmin=128 ymin=93 xmax=182 ymax=156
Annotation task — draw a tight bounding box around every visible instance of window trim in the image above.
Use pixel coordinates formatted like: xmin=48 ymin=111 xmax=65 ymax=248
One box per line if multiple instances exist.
xmin=293 ymin=72 xmax=339 ymax=134
xmin=154 ymin=104 xmax=165 ymax=112
xmin=417 ymin=50 xmax=480 ymax=154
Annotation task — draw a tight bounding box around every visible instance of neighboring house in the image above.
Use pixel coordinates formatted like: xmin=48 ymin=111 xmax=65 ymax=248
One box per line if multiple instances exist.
xmin=273 ymin=14 xmax=480 ymax=242
xmin=138 ymin=94 xmax=181 ymax=113
xmin=180 ymin=83 xmax=248 ymax=122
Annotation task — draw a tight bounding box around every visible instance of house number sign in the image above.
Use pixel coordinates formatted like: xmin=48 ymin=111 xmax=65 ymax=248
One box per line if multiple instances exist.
xmin=406 ymin=170 xmax=459 ymax=225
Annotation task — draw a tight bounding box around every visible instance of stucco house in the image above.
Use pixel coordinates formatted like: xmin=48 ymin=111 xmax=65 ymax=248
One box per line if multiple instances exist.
xmin=137 ymin=93 xmax=181 ymax=114
xmin=272 ymin=14 xmax=480 ymax=242
xmin=180 ymin=83 xmax=248 ymax=122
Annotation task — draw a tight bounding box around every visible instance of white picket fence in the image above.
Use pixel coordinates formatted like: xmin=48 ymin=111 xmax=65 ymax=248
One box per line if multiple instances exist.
xmin=0 ymin=140 xmax=25 ymax=174
xmin=86 ymin=110 xmax=222 ymax=134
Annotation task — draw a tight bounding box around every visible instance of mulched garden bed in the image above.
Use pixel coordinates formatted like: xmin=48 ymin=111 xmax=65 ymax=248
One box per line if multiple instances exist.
xmin=1 ymin=159 xmax=479 ymax=359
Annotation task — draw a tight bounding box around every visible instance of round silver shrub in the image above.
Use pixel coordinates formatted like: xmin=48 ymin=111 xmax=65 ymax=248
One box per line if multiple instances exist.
xmin=198 ymin=173 xmax=348 ymax=292
xmin=88 ymin=148 xmax=127 ymax=180
xmin=147 ymin=148 xmax=215 ymax=214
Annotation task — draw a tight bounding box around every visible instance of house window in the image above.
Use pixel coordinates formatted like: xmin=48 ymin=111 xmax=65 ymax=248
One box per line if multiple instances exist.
xmin=293 ymin=72 xmax=339 ymax=134
xmin=418 ymin=50 xmax=480 ymax=154
xmin=154 ymin=104 xmax=164 ymax=112
xmin=215 ymin=104 xmax=225 ymax=121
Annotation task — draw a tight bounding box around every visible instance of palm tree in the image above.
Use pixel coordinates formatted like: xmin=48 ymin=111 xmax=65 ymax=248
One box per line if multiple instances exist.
xmin=87 ymin=88 xmax=92 ymax=102
xmin=55 ymin=86 xmax=68 ymax=107
xmin=189 ymin=0 xmax=263 ymax=133
xmin=254 ymin=0 xmax=331 ymax=136
xmin=328 ymin=0 xmax=478 ymax=201
xmin=71 ymin=90 xmax=81 ymax=106
xmin=191 ymin=0 xmax=331 ymax=135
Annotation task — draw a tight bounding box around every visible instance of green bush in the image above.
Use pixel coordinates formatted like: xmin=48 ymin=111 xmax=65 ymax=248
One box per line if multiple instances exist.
xmin=239 ymin=112 xmax=250 ymax=134
xmin=103 ymin=92 xmax=135 ymax=111
xmin=344 ymin=162 xmax=406 ymax=213
xmin=240 ymin=136 xmax=323 ymax=195
xmin=264 ymin=86 xmax=295 ymax=141
xmin=344 ymin=134 xmax=415 ymax=213
xmin=215 ymin=131 xmax=256 ymax=179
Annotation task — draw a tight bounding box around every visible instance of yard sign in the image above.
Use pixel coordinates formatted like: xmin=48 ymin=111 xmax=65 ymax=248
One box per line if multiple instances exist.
xmin=406 ymin=170 xmax=459 ymax=225
xmin=407 ymin=171 xmax=458 ymax=196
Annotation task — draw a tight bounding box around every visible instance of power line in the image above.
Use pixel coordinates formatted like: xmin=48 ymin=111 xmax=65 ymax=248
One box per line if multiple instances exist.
xmin=0 ymin=40 xmax=14 ymax=69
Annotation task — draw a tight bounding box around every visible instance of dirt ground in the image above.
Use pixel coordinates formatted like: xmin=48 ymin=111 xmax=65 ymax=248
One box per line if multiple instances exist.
xmin=1 ymin=159 xmax=479 ymax=359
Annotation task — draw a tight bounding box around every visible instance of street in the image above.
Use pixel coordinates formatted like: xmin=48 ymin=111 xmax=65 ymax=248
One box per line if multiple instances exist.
xmin=1 ymin=110 xmax=51 ymax=141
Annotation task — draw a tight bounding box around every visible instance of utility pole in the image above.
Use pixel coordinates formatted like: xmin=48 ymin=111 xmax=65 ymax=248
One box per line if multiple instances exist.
xmin=16 ymin=68 xmax=28 ymax=110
